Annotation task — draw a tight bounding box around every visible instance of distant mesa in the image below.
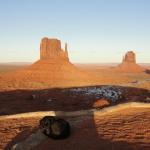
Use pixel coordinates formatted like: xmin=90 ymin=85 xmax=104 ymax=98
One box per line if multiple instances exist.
xmin=117 ymin=51 xmax=144 ymax=72
xmin=122 ymin=51 xmax=136 ymax=64
xmin=40 ymin=37 xmax=69 ymax=62
xmin=0 ymin=37 xmax=92 ymax=89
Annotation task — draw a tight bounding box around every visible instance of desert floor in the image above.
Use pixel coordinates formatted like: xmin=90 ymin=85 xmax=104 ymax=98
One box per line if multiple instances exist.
xmin=0 ymin=63 xmax=150 ymax=150
xmin=0 ymin=106 xmax=150 ymax=150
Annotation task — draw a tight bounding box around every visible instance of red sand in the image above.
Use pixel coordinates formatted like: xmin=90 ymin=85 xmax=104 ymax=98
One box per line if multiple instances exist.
xmin=0 ymin=107 xmax=149 ymax=150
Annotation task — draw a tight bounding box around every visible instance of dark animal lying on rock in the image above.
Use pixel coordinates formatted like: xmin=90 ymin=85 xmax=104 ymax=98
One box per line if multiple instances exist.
xmin=39 ymin=116 xmax=71 ymax=139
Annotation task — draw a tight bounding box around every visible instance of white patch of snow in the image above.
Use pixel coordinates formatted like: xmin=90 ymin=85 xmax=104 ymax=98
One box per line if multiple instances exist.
xmin=47 ymin=98 xmax=52 ymax=102
xmin=69 ymin=86 xmax=122 ymax=102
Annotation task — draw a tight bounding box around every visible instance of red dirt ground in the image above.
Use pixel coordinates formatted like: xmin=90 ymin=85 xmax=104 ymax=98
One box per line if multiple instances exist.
xmin=0 ymin=64 xmax=150 ymax=150
xmin=0 ymin=107 xmax=149 ymax=150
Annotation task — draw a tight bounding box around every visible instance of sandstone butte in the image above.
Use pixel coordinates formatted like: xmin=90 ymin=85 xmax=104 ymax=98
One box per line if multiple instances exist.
xmin=0 ymin=37 xmax=93 ymax=89
xmin=116 ymin=51 xmax=145 ymax=73
xmin=40 ymin=38 xmax=69 ymax=61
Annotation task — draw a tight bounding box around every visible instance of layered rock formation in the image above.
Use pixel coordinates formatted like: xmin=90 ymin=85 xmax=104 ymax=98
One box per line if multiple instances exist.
xmin=122 ymin=51 xmax=136 ymax=63
xmin=40 ymin=37 xmax=69 ymax=61
xmin=0 ymin=37 xmax=92 ymax=89
xmin=117 ymin=51 xmax=144 ymax=72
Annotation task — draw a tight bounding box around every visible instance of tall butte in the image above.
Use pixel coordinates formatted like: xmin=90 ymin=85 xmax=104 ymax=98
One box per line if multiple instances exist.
xmin=1 ymin=37 xmax=92 ymax=89
xmin=117 ymin=51 xmax=144 ymax=72
xmin=40 ymin=37 xmax=69 ymax=61
xmin=29 ymin=37 xmax=72 ymax=70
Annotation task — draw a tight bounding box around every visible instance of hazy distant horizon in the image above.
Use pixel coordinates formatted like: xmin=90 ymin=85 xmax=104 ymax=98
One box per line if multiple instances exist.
xmin=0 ymin=62 xmax=150 ymax=67
xmin=0 ymin=0 xmax=150 ymax=63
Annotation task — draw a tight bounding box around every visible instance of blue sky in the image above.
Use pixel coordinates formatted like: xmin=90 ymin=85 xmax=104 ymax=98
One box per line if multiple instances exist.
xmin=0 ymin=0 xmax=150 ymax=63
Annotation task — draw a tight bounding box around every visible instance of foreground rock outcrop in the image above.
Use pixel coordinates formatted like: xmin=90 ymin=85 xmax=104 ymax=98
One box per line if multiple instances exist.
xmin=117 ymin=51 xmax=144 ymax=72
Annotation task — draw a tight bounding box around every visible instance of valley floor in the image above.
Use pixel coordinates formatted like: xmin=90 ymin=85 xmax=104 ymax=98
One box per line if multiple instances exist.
xmin=0 ymin=106 xmax=150 ymax=150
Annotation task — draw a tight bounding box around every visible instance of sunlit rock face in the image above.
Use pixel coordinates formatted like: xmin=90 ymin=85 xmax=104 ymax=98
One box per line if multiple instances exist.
xmin=0 ymin=37 xmax=93 ymax=89
xmin=117 ymin=51 xmax=144 ymax=72
xmin=122 ymin=51 xmax=136 ymax=63
xmin=40 ymin=37 xmax=69 ymax=62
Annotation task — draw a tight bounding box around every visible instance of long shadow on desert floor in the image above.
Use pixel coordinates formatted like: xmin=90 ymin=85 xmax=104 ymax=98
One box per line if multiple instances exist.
xmin=0 ymin=85 xmax=150 ymax=150
xmin=0 ymin=85 xmax=150 ymax=115
xmin=145 ymin=69 xmax=150 ymax=74
xmin=3 ymin=107 xmax=150 ymax=150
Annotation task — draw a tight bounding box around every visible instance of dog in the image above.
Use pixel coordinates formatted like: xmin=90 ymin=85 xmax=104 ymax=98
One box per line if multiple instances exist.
xmin=39 ymin=116 xmax=70 ymax=139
